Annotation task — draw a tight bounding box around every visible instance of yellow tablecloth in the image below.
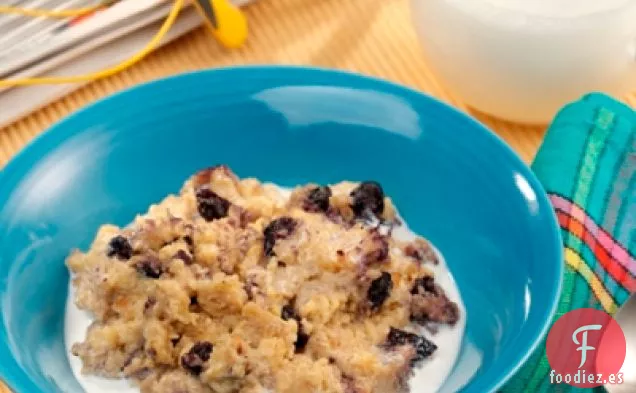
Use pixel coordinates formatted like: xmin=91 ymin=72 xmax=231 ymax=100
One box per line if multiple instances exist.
xmin=0 ymin=0 xmax=634 ymax=391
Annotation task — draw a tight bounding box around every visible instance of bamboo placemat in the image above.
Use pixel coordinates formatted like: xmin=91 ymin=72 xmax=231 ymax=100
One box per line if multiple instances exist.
xmin=0 ymin=0 xmax=634 ymax=166
xmin=0 ymin=0 xmax=634 ymax=391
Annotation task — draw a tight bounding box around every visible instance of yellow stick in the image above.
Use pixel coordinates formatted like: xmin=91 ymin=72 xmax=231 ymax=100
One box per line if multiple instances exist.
xmin=193 ymin=0 xmax=248 ymax=49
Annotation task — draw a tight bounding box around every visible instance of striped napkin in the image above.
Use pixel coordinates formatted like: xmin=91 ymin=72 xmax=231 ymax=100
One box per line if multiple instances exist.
xmin=502 ymin=93 xmax=635 ymax=392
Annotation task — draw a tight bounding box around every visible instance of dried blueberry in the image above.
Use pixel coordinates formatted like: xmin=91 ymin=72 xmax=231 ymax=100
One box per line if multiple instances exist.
xmin=341 ymin=375 xmax=359 ymax=393
xmin=263 ymin=217 xmax=297 ymax=257
xmin=136 ymin=258 xmax=163 ymax=279
xmin=367 ymin=272 xmax=393 ymax=310
xmin=411 ymin=293 xmax=460 ymax=326
xmin=143 ymin=297 xmax=157 ymax=313
xmin=281 ymin=304 xmax=297 ymax=321
xmin=174 ymin=249 xmax=193 ymax=265
xmin=404 ymin=242 xmax=438 ymax=264
xmin=129 ymin=367 xmax=151 ymax=380
xmin=192 ymin=342 xmax=213 ymax=359
xmin=386 ymin=327 xmax=415 ymax=346
xmin=181 ymin=341 xmax=213 ymax=375
xmin=244 ymin=281 xmax=257 ymax=301
xmin=411 ymin=276 xmax=437 ymax=295
xmin=122 ymin=349 xmax=143 ymax=369
xmin=183 ymin=235 xmax=194 ymax=247
xmin=404 ymin=245 xmax=422 ymax=261
xmin=295 ymin=327 xmax=310 ymax=352
xmin=361 ymin=232 xmax=389 ymax=266
xmin=280 ymin=303 xmax=309 ymax=352
xmin=304 ymin=186 xmax=332 ymax=213
xmin=350 ymin=182 xmax=384 ymax=217
xmin=410 ymin=276 xmax=460 ymax=325
xmin=386 ymin=327 xmax=437 ymax=363
xmin=196 ymin=187 xmax=230 ymax=221
xmin=107 ymin=235 xmax=133 ymax=260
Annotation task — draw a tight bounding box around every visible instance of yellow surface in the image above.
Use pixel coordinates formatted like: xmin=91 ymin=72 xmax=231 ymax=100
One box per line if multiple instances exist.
xmin=0 ymin=0 xmax=634 ymax=389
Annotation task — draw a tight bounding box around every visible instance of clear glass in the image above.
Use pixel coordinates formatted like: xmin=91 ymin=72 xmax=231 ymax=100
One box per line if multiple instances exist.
xmin=410 ymin=0 xmax=636 ymax=123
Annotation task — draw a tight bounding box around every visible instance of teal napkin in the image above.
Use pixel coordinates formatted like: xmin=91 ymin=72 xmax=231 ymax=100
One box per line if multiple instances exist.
xmin=501 ymin=93 xmax=635 ymax=392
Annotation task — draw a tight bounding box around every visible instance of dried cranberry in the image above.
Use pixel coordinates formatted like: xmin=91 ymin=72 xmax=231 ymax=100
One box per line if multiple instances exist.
xmin=196 ymin=187 xmax=230 ymax=221
xmin=386 ymin=327 xmax=437 ymax=363
xmin=181 ymin=341 xmax=213 ymax=375
xmin=107 ymin=235 xmax=133 ymax=260
xmin=263 ymin=217 xmax=297 ymax=256
xmin=367 ymin=272 xmax=393 ymax=310
xmin=136 ymin=258 xmax=163 ymax=279
xmin=350 ymin=182 xmax=384 ymax=217
xmin=304 ymin=186 xmax=332 ymax=213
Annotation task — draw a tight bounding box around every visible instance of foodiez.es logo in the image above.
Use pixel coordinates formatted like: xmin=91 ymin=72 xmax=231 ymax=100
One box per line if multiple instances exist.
xmin=546 ymin=308 xmax=626 ymax=388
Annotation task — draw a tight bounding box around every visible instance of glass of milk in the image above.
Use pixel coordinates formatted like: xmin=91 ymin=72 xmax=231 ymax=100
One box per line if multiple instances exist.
xmin=410 ymin=0 xmax=636 ymax=123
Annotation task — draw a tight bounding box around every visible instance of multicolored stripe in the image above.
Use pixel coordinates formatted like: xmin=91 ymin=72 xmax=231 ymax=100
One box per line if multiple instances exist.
xmin=551 ymin=193 xmax=635 ymax=314
xmin=551 ymin=194 xmax=636 ymax=278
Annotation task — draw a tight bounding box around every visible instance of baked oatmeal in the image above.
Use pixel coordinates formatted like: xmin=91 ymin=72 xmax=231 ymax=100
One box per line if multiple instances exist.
xmin=67 ymin=165 xmax=461 ymax=393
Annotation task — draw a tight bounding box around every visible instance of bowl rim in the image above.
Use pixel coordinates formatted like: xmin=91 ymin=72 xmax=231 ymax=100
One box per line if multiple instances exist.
xmin=0 ymin=64 xmax=563 ymax=393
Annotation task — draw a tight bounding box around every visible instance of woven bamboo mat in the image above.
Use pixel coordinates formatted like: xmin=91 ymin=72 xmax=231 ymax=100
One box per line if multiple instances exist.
xmin=4 ymin=0 xmax=633 ymax=167
xmin=0 ymin=0 xmax=634 ymax=166
xmin=0 ymin=0 xmax=634 ymax=391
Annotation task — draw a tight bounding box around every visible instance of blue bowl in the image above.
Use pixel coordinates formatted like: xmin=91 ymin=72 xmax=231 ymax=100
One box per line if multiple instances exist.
xmin=0 ymin=66 xmax=562 ymax=393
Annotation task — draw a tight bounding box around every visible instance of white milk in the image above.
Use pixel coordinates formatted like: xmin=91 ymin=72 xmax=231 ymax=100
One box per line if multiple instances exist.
xmin=410 ymin=0 xmax=636 ymax=123
xmin=65 ymin=186 xmax=466 ymax=393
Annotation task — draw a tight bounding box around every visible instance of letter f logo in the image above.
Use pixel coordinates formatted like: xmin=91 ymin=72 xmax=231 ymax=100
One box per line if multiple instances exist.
xmin=572 ymin=324 xmax=602 ymax=368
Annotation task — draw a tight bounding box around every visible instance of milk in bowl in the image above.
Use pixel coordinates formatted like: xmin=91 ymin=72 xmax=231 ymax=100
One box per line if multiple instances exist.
xmin=410 ymin=0 xmax=636 ymax=123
